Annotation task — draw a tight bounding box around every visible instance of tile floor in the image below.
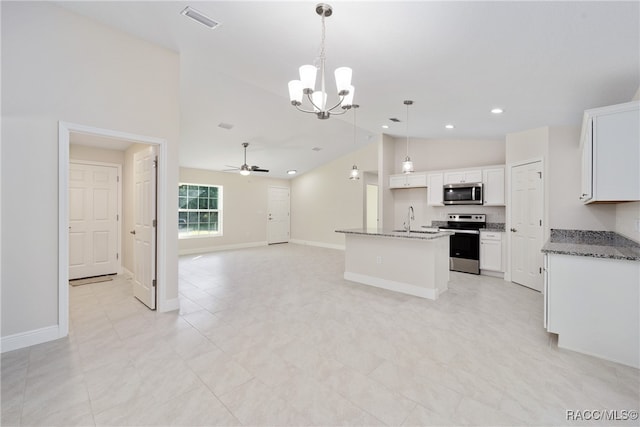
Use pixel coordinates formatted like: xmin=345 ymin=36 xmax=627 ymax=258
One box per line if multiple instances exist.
xmin=2 ymin=243 xmax=639 ymax=426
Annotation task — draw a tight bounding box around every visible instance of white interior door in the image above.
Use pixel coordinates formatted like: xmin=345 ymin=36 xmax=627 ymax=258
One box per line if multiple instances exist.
xmin=69 ymin=162 xmax=119 ymax=280
xmin=267 ymin=186 xmax=290 ymax=244
xmin=132 ymin=146 xmax=157 ymax=309
xmin=510 ymin=160 xmax=544 ymax=291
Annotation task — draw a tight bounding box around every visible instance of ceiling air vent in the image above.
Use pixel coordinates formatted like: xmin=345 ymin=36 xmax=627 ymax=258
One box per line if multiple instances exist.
xmin=218 ymin=122 xmax=234 ymax=130
xmin=181 ymin=7 xmax=221 ymax=30
xmin=312 ymin=147 xmax=323 ymax=151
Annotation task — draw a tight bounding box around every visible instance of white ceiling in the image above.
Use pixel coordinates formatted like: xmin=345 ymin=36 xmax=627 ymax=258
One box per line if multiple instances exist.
xmin=57 ymin=1 xmax=639 ymax=178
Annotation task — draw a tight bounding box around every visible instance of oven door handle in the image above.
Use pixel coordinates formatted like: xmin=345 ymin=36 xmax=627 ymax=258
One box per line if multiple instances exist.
xmin=440 ymin=228 xmax=480 ymax=235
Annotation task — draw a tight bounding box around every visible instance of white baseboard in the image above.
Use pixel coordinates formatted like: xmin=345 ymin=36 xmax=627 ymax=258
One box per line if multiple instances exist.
xmin=179 ymin=241 xmax=268 ymax=256
xmin=289 ymin=239 xmax=345 ymax=251
xmin=159 ymin=297 xmax=180 ymax=313
xmin=481 ymin=270 xmax=504 ymax=279
xmin=122 ymin=267 xmax=134 ymax=279
xmin=344 ymin=272 xmax=438 ymax=300
xmin=1 ymin=325 xmax=62 ymax=353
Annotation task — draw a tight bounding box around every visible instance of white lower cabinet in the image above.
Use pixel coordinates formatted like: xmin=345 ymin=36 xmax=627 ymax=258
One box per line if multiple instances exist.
xmin=480 ymin=231 xmax=503 ymax=272
xmin=544 ymin=253 xmax=639 ymax=368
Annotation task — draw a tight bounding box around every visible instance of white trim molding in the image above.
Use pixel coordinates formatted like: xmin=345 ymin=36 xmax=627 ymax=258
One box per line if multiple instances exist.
xmin=1 ymin=326 xmax=60 ymax=353
xmin=289 ymin=239 xmax=345 ymax=251
xmin=179 ymin=241 xmax=268 ymax=256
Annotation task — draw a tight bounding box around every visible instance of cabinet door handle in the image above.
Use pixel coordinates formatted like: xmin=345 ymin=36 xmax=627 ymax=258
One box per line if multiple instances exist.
xmin=130 ymin=230 xmax=136 ymax=235
xmin=510 ymin=228 xmax=517 ymax=232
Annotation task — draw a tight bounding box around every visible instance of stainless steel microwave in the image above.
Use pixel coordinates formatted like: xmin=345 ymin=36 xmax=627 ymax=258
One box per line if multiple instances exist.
xmin=443 ymin=182 xmax=483 ymax=205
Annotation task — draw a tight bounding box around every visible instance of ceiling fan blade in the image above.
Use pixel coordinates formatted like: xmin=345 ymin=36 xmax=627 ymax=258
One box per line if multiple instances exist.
xmin=252 ymin=167 xmax=269 ymax=173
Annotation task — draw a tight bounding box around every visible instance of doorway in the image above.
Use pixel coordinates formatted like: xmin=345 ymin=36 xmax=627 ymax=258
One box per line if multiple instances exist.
xmin=59 ymin=122 xmax=167 ymax=337
xmin=364 ymin=172 xmax=379 ymax=229
xmin=509 ymin=159 xmax=544 ymax=291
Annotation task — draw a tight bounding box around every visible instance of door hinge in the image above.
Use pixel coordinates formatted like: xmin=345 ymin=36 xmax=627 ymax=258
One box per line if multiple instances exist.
xmin=537 ymin=172 xmax=542 ymax=179
xmin=152 ymin=219 xmax=157 ymax=227
xmin=116 ymin=214 xmax=119 ymax=221
xmin=539 ymin=219 xmax=542 ymax=226
xmin=116 ymin=253 xmax=119 ymax=260
xmin=117 ymin=176 xmax=120 ymax=182
xmin=153 ymin=157 xmax=158 ymax=168
xmin=539 ymin=267 xmax=542 ymax=274
xmin=152 ymin=279 xmax=156 ymax=287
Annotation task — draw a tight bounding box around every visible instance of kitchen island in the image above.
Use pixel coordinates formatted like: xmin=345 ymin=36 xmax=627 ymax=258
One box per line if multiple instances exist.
xmin=335 ymin=228 xmax=453 ymax=300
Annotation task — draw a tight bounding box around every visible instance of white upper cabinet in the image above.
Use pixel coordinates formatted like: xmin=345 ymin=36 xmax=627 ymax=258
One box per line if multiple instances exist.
xmin=580 ymin=101 xmax=640 ymax=203
xmin=389 ymin=172 xmax=427 ymax=189
xmin=443 ymin=169 xmax=482 ymax=184
xmin=482 ymin=167 xmax=505 ymax=206
xmin=427 ymin=173 xmax=444 ymax=206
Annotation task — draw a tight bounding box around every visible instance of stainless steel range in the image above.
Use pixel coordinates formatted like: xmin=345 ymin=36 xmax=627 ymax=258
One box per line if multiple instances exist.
xmin=439 ymin=214 xmax=486 ymax=274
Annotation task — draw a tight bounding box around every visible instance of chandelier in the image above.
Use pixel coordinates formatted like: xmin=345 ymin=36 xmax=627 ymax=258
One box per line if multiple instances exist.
xmin=288 ymin=3 xmax=355 ymax=120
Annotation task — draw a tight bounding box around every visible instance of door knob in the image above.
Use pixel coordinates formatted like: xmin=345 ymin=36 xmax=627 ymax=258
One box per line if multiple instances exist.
xmin=130 ymin=230 xmax=136 ymax=235
xmin=510 ymin=228 xmax=517 ymax=232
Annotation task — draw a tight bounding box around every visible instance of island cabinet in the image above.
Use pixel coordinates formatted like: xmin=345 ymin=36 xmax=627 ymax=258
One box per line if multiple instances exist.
xmin=336 ymin=229 xmax=452 ymax=300
xmin=479 ymin=231 xmax=503 ymax=273
xmin=427 ymin=173 xmax=444 ymax=206
xmin=389 ymin=172 xmax=428 ymax=189
xmin=544 ymin=253 xmax=639 ymax=368
xmin=443 ymin=169 xmax=482 ymax=184
xmin=580 ymin=101 xmax=639 ymax=203
xmin=482 ymin=167 xmax=505 ymax=206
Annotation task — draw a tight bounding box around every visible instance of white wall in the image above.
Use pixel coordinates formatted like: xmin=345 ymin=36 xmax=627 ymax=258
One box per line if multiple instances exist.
xmin=70 ymin=144 xmax=125 ymax=165
xmin=178 ymin=168 xmax=290 ymax=254
xmin=379 ymin=134 xmax=396 ymax=229
xmin=1 ymin=3 xmax=180 ymax=341
xmin=547 ymin=126 xmax=616 ymax=231
xmin=393 ymin=137 xmax=506 ymax=173
xmin=291 ymin=142 xmax=378 ymax=248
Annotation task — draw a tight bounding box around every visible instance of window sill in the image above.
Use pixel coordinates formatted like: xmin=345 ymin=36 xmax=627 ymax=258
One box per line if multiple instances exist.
xmin=178 ymin=233 xmax=223 ymax=240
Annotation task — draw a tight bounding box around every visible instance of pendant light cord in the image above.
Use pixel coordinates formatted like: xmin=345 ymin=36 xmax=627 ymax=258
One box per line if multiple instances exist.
xmin=406 ymin=102 xmax=410 ymax=157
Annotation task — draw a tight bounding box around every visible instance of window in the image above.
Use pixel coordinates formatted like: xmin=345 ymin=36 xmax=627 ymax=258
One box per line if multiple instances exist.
xmin=178 ymin=183 xmax=222 ymax=238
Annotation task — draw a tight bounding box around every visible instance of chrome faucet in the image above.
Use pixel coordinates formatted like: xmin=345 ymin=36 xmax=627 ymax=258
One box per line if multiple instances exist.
xmin=404 ymin=206 xmax=415 ymax=232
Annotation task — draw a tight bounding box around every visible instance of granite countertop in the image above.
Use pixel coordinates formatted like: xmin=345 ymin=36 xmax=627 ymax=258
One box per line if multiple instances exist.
xmin=541 ymin=229 xmax=640 ymax=261
xmin=336 ymin=228 xmax=453 ymax=240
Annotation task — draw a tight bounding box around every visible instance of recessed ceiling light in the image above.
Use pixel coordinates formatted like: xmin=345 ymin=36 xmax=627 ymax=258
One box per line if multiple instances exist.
xmin=381 ymin=125 xmax=389 ymax=129
xmin=445 ymin=124 xmax=455 ymax=129
xmin=181 ymin=6 xmax=221 ymax=29
xmin=287 ymin=170 xmax=297 ymax=175
xmin=491 ymin=108 xmax=504 ymax=114
xmin=217 ymin=122 xmax=233 ymax=130
xmin=311 ymin=147 xmax=322 ymax=151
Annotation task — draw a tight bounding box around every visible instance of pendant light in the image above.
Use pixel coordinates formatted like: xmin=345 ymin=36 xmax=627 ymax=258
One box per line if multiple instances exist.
xmin=349 ymin=104 xmax=360 ymax=180
xmin=401 ymin=100 xmax=414 ymax=174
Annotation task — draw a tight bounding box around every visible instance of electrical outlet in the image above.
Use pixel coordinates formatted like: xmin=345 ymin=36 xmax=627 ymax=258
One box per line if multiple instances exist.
xmin=376 ymin=256 xmax=382 ymax=265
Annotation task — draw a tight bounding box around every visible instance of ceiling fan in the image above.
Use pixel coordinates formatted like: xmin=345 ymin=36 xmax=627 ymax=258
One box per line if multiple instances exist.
xmin=224 ymin=142 xmax=269 ymax=175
